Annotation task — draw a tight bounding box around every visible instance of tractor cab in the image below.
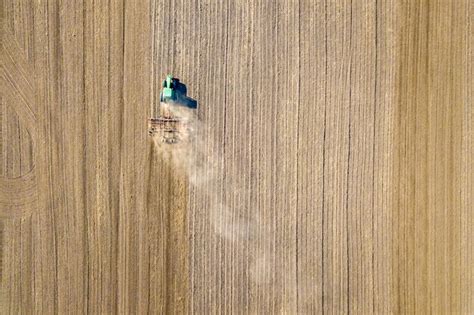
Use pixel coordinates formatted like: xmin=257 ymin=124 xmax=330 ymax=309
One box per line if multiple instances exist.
xmin=160 ymin=75 xmax=177 ymax=103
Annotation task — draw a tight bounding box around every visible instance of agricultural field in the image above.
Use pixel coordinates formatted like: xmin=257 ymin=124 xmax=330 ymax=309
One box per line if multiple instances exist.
xmin=1 ymin=0 xmax=472 ymax=313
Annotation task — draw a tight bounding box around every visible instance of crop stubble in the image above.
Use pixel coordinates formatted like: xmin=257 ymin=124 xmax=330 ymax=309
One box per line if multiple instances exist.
xmin=1 ymin=0 xmax=472 ymax=313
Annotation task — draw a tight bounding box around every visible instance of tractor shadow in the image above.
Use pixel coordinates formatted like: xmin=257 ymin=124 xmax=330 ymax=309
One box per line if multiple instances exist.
xmin=173 ymin=79 xmax=198 ymax=109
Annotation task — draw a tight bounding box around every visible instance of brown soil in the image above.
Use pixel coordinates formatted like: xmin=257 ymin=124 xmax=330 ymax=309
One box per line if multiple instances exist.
xmin=1 ymin=0 xmax=472 ymax=313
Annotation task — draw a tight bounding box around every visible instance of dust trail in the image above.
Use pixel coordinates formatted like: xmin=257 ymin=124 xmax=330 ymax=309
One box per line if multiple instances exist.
xmin=151 ymin=104 xmax=288 ymax=295
xmin=151 ymin=104 xmax=243 ymax=240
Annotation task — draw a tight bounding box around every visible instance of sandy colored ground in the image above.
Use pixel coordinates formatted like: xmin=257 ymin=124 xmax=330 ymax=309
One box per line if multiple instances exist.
xmin=1 ymin=0 xmax=473 ymax=313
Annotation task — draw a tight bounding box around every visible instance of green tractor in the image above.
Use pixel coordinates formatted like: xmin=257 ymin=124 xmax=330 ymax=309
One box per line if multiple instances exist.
xmin=160 ymin=75 xmax=176 ymax=103
xmin=149 ymin=74 xmax=197 ymax=144
xmin=159 ymin=74 xmax=197 ymax=108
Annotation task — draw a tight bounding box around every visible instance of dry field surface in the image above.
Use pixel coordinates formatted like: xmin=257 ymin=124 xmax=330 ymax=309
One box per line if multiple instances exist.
xmin=1 ymin=0 xmax=473 ymax=314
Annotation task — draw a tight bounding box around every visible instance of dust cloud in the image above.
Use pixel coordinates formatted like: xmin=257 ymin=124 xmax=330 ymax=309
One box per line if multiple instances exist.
xmin=151 ymin=104 xmax=285 ymax=291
